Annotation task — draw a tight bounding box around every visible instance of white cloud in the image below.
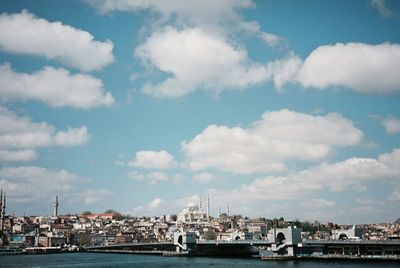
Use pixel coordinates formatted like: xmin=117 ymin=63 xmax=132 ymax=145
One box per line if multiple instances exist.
xmin=53 ymin=127 xmax=91 ymax=146
xmin=88 ymin=0 xmax=254 ymax=34
xmin=0 ymin=106 xmax=89 ymax=161
xmin=128 ymin=171 xmax=170 ymax=185
xmin=192 ymin=172 xmax=215 ymax=183
xmin=0 ymin=10 xmax=114 ymax=72
xmin=389 ymin=187 xmax=400 ymax=201
xmin=194 ymin=148 xmax=400 ymax=220
xmin=134 ymin=27 xmax=269 ymax=97
xmin=148 ymin=197 xmax=163 ymax=209
xmin=0 ymin=149 xmax=37 ymax=162
xmin=297 ymin=43 xmax=400 ymax=94
xmin=266 ymin=53 xmax=302 ymax=89
xmin=82 ymin=189 xmax=113 ymax=204
xmin=0 ymin=63 xmax=115 ymax=109
xmin=371 ymin=0 xmax=392 ymax=17
xmin=133 ymin=194 xmax=200 ymax=216
xmin=0 ymin=106 xmax=89 ymax=149
xmin=182 ymin=109 xmax=363 ymax=174
xmin=303 ymin=199 xmax=336 ymax=208
xmin=259 ymin=32 xmax=288 ymax=50
xmin=128 ymin=150 xmax=178 ymax=169
xmin=0 ymin=166 xmax=111 ymax=205
xmin=0 ymin=166 xmax=81 ymax=202
xmin=228 ymin=148 xmax=400 ymax=201
xmin=89 ymin=1 xmax=295 ymax=96
xmin=382 ymin=116 xmax=400 ymax=134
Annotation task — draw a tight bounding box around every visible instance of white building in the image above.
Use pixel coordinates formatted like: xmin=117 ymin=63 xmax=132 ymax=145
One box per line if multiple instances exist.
xmin=177 ymin=203 xmax=206 ymax=223
xmin=331 ymin=225 xmax=358 ymax=240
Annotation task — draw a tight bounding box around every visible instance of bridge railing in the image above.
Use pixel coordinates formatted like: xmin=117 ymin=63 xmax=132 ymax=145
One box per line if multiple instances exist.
xmin=85 ymin=241 xmax=174 ymax=249
xmin=304 ymin=239 xmax=400 ymax=245
xmin=196 ymin=239 xmax=271 ymax=245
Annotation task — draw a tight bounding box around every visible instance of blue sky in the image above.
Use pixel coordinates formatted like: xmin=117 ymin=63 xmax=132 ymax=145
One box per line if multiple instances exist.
xmin=0 ymin=0 xmax=399 ymax=224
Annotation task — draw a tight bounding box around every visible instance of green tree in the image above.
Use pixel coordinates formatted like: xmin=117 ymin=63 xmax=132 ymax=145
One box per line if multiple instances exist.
xmin=104 ymin=209 xmax=123 ymax=220
xmin=220 ymin=212 xmax=228 ymax=219
xmin=81 ymin=211 xmax=92 ymax=215
xmin=203 ymin=229 xmax=217 ymax=240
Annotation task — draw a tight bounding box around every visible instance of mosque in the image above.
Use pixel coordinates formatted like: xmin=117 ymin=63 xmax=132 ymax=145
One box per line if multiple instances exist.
xmin=177 ymin=195 xmax=210 ymax=223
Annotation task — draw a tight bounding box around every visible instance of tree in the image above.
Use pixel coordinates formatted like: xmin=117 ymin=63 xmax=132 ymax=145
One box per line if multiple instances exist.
xmin=104 ymin=209 xmax=123 ymax=220
xmin=203 ymin=229 xmax=217 ymax=240
xmin=233 ymin=214 xmax=243 ymax=221
xmin=81 ymin=211 xmax=92 ymax=215
xmin=220 ymin=212 xmax=228 ymax=219
xmin=104 ymin=209 xmax=118 ymax=214
xmin=272 ymin=218 xmax=279 ymax=227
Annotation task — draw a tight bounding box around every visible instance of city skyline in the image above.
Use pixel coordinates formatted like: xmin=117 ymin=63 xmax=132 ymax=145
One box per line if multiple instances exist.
xmin=0 ymin=0 xmax=400 ymax=224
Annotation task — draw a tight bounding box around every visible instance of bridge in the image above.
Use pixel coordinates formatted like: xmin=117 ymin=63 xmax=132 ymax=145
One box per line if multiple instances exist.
xmin=85 ymin=239 xmax=272 ymax=257
xmin=84 ymin=228 xmax=296 ymax=257
xmin=84 ymin=229 xmax=400 ymax=260
xmin=301 ymin=239 xmax=400 ymax=256
xmin=85 ymin=241 xmax=176 ymax=255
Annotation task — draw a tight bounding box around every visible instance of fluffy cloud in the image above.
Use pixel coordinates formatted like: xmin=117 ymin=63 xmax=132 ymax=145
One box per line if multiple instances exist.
xmin=88 ymin=0 xmax=282 ymax=50
xmin=148 ymin=197 xmax=163 ymax=209
xmin=0 ymin=149 xmax=37 ymax=162
xmin=266 ymin=53 xmax=302 ymax=89
xmin=88 ymin=0 xmax=253 ymax=33
xmin=195 ymin=148 xmax=400 ymax=220
xmin=232 ymin=148 xmax=400 ymax=201
xmin=0 ymin=63 xmax=115 ymax=109
xmin=90 ymin=1 xmax=295 ymax=96
xmin=192 ymin=172 xmax=215 ymax=183
xmin=133 ymin=194 xmax=200 ymax=216
xmin=371 ymin=0 xmax=392 ymax=17
xmin=382 ymin=116 xmax=400 ymax=134
xmin=135 ymin=27 xmax=269 ymax=97
xmin=302 ymin=199 xmax=336 ymax=208
xmin=182 ymin=109 xmax=363 ymax=174
xmin=297 ymin=43 xmax=400 ymax=94
xmin=0 ymin=106 xmax=89 ymax=161
xmin=389 ymin=187 xmax=400 ymax=201
xmin=128 ymin=171 xmax=169 ymax=185
xmin=81 ymin=189 xmax=113 ymax=204
xmin=128 ymin=150 xmax=178 ymax=169
xmin=0 ymin=166 xmax=111 ymax=205
xmin=0 ymin=106 xmax=89 ymax=148
xmin=128 ymin=171 xmax=183 ymax=185
xmin=0 ymin=166 xmax=82 ymax=202
xmin=0 ymin=10 xmax=114 ymax=72
xmin=259 ymin=32 xmax=288 ymax=50
xmin=136 ymin=39 xmax=400 ymax=96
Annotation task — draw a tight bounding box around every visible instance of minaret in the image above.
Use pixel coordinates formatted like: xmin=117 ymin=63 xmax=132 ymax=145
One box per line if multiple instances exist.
xmin=1 ymin=190 xmax=5 ymax=236
xmin=206 ymin=193 xmax=210 ymax=222
xmin=227 ymin=203 xmax=230 ymax=218
xmin=53 ymin=195 xmax=59 ymax=218
xmin=199 ymin=197 xmax=202 ymax=211
xmin=0 ymin=189 xmax=3 ymax=231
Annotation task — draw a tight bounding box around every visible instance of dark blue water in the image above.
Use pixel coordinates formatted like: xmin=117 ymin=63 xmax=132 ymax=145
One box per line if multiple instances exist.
xmin=0 ymin=253 xmax=398 ymax=268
